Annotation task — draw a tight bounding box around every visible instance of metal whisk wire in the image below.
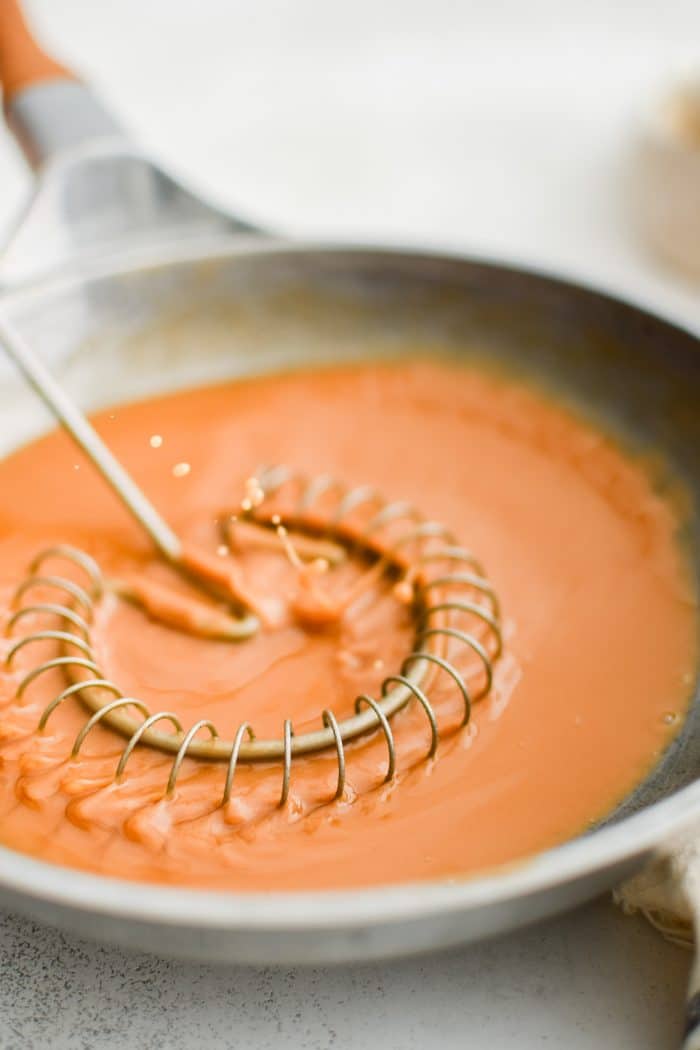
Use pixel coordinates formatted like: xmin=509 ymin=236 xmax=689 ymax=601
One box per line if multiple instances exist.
xmin=4 ymin=467 xmax=503 ymax=814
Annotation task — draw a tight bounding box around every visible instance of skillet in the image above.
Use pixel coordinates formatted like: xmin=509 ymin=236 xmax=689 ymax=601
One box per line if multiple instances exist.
xmin=0 ymin=1 xmax=697 ymax=963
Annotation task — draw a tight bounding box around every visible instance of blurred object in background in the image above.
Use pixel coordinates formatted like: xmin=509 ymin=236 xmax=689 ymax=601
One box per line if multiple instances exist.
xmin=0 ymin=0 xmax=698 ymax=332
xmin=635 ymin=75 xmax=700 ymax=282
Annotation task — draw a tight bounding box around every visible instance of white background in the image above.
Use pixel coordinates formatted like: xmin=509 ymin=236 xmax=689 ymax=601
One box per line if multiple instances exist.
xmin=0 ymin=1 xmax=699 ymax=1047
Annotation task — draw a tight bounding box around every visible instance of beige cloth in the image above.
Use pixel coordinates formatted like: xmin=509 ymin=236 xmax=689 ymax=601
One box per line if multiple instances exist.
xmin=615 ymin=830 xmax=700 ymax=1049
xmin=615 ymin=841 xmax=700 ymax=950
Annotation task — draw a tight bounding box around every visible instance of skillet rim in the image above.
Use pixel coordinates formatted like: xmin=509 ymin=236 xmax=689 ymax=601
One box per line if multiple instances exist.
xmin=0 ymin=236 xmax=698 ymax=933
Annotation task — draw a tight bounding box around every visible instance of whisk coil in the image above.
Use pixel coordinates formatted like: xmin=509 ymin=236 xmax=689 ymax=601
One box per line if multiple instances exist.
xmin=5 ymin=467 xmax=504 ymax=813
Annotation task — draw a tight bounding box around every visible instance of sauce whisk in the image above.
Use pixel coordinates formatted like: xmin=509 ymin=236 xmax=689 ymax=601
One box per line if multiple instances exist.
xmin=0 ymin=318 xmax=503 ymax=813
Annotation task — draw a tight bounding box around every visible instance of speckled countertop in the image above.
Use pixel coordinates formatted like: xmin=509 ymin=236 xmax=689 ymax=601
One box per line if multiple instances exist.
xmin=0 ymin=902 xmax=690 ymax=1049
xmin=0 ymin=1 xmax=699 ymax=1047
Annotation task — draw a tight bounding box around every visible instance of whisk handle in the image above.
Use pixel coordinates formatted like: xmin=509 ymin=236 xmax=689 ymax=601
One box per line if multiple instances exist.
xmin=0 ymin=312 xmax=182 ymax=563
xmin=0 ymin=0 xmax=122 ymax=169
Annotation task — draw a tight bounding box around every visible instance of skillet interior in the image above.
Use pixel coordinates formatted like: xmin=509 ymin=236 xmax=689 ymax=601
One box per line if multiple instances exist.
xmin=1 ymin=243 xmax=698 ymax=831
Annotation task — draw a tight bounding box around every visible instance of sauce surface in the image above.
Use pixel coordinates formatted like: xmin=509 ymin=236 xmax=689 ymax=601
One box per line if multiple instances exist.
xmin=0 ymin=359 xmax=695 ymax=890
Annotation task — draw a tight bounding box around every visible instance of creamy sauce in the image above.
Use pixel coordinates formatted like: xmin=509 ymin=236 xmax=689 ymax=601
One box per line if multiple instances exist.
xmin=0 ymin=359 xmax=695 ymax=890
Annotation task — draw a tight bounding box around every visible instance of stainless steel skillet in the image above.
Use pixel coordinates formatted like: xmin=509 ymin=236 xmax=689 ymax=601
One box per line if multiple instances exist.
xmin=0 ymin=1 xmax=698 ymax=965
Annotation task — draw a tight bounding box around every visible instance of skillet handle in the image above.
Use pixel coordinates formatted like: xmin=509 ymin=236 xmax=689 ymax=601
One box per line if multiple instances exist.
xmin=0 ymin=0 xmax=122 ymax=169
xmin=0 ymin=0 xmax=260 ymax=286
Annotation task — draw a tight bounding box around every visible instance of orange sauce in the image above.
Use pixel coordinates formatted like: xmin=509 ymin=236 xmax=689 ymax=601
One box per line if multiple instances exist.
xmin=0 ymin=359 xmax=695 ymax=890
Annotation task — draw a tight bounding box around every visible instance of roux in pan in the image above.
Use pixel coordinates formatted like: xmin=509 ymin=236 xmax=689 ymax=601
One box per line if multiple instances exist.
xmin=0 ymin=359 xmax=695 ymax=890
